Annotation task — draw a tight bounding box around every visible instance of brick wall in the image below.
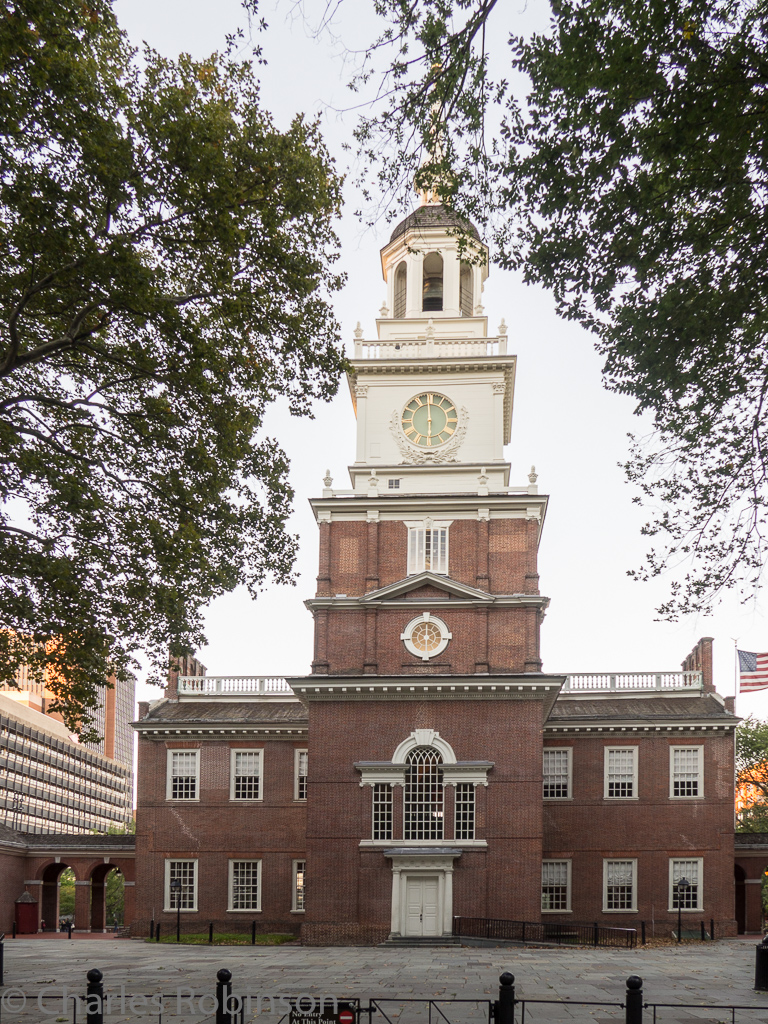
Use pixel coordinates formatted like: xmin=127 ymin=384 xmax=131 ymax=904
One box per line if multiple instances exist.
xmin=543 ymin=731 xmax=737 ymax=936
xmin=303 ymin=697 xmax=547 ymax=945
xmin=0 ymin=846 xmax=27 ymax=932
xmin=134 ymin=736 xmax=307 ymax=936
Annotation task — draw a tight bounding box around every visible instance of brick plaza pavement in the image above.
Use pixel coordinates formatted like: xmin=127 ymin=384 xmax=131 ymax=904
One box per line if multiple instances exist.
xmin=2 ymin=938 xmax=767 ymax=1023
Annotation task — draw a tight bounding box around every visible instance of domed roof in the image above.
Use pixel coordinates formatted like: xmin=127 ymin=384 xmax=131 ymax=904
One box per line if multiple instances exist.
xmin=388 ymin=203 xmax=482 ymax=243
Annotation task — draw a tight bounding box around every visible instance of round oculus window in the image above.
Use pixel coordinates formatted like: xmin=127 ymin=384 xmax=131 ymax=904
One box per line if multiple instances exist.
xmin=401 ymin=393 xmax=458 ymax=448
xmin=400 ymin=613 xmax=452 ymax=661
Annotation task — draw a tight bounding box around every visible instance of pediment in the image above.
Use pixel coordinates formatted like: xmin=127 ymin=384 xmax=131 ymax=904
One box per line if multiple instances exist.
xmin=359 ymin=571 xmax=494 ymax=604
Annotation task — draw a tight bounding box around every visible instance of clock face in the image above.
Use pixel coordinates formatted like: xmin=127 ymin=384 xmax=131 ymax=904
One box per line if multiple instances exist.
xmin=401 ymin=393 xmax=458 ymax=447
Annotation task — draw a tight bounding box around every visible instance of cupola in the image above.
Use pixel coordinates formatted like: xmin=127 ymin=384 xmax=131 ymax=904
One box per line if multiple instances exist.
xmin=380 ymin=203 xmax=489 ymax=321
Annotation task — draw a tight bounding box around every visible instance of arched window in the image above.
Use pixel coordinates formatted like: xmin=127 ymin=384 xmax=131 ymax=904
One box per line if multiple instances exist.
xmin=460 ymin=263 xmax=473 ymax=317
xmin=404 ymin=747 xmax=444 ymax=840
xmin=422 ymin=252 xmax=444 ymax=312
xmin=394 ymin=261 xmax=407 ymax=318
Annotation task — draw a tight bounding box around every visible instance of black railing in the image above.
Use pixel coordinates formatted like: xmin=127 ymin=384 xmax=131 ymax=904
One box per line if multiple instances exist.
xmin=453 ymin=916 xmax=637 ymax=949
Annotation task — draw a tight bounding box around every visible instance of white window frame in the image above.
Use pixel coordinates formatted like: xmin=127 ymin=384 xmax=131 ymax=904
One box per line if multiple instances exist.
xmin=669 ymin=745 xmax=704 ymax=799
xmin=294 ymin=749 xmax=308 ymax=801
xmin=541 ymin=859 xmax=572 ymax=913
xmin=166 ymin=749 xmax=200 ymax=802
xmin=401 ymin=612 xmax=452 ymax=662
xmin=228 ymin=859 xmax=262 ymax=912
xmin=163 ymin=859 xmax=198 ymax=912
xmin=292 ymin=859 xmax=306 ymax=913
xmin=668 ymin=857 xmax=703 ymax=912
xmin=405 ymin=520 xmax=452 ymax=576
xmin=602 ymin=858 xmax=638 ymax=913
xmin=543 ymin=747 xmax=572 ymax=800
xmin=229 ymin=748 xmax=263 ymax=802
xmin=603 ymin=746 xmax=638 ymax=800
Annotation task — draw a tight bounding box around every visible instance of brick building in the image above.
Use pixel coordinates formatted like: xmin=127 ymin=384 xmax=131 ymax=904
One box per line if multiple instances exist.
xmin=133 ymin=199 xmax=738 ymax=943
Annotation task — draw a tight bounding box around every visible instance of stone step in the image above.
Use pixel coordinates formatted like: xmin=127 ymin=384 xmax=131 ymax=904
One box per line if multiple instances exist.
xmin=380 ymin=935 xmax=461 ymax=948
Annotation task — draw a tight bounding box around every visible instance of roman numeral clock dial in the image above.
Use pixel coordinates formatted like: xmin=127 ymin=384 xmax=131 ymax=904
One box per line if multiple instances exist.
xmin=401 ymin=393 xmax=458 ymax=447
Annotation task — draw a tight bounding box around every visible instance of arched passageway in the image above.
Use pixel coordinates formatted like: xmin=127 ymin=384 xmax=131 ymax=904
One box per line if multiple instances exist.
xmin=40 ymin=862 xmax=72 ymax=932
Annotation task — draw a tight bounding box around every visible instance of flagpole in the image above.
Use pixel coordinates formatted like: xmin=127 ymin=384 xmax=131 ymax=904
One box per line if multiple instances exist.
xmin=732 ymin=638 xmax=739 ymax=712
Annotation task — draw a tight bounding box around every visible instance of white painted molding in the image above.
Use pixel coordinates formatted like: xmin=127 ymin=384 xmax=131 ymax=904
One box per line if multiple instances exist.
xmin=392 ymin=729 xmax=457 ymax=764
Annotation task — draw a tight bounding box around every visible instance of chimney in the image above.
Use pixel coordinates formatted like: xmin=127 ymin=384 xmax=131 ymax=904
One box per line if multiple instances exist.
xmin=167 ymin=654 xmax=207 ymax=701
xmin=681 ymin=637 xmax=715 ymax=693
xmin=137 ymin=701 xmax=150 ymax=720
xmin=724 ymin=695 xmax=735 ymax=714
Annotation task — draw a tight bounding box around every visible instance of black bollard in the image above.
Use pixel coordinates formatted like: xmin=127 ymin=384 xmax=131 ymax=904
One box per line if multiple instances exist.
xmin=701 ymin=921 xmax=705 ymax=942
xmin=251 ymin=920 xmax=256 ymax=945
xmin=11 ymin=922 xmax=16 ymax=939
xmin=209 ymin=922 xmax=214 ymax=944
xmin=0 ymin=932 xmax=4 ymax=987
xmin=711 ymin=919 xmax=715 ymax=941
xmin=86 ymin=968 xmax=104 ymax=1024
xmin=150 ymin=918 xmax=154 ymax=941
xmin=495 ymin=973 xmax=515 ymax=1024
xmin=67 ymin=922 xmax=73 ymax=940
xmin=641 ymin=921 xmax=646 ymax=946
xmin=625 ymin=976 xmax=642 ymax=1024
xmin=755 ymin=936 xmax=768 ymax=990
xmin=216 ymin=968 xmax=233 ymax=1024
xmin=155 ymin=922 xmax=160 ymax=942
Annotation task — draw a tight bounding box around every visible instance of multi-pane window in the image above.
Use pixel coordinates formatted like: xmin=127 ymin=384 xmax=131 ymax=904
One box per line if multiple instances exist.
xmin=671 ymin=747 xmax=702 ymax=798
xmin=407 ymin=525 xmax=449 ymax=575
xmin=388 ymin=479 xmax=401 ymax=490
xmin=231 ymin=751 xmax=261 ymax=800
xmin=670 ymin=858 xmax=702 ymax=911
xmin=230 ymin=860 xmax=260 ymax=911
xmin=372 ymin=784 xmax=393 ymax=840
xmin=293 ymin=860 xmax=306 ymax=912
xmin=542 ymin=861 xmax=570 ymax=912
xmin=166 ymin=859 xmax=196 ymax=911
xmin=404 ymin=747 xmax=444 ymax=840
xmin=604 ymin=860 xmax=636 ymax=911
xmin=167 ymin=751 xmax=199 ymax=800
xmin=543 ymin=749 xmax=571 ymax=799
xmin=295 ymin=750 xmax=308 ymax=801
xmin=454 ymin=783 xmax=475 ymax=840
xmin=605 ymin=748 xmax=637 ymax=799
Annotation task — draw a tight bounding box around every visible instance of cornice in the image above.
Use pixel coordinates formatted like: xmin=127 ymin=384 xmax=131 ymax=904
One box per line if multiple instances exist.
xmin=305 ymin=594 xmax=550 ymax=612
xmin=291 ymin=674 xmax=564 ymax=716
xmin=543 ymin=720 xmax=737 ymax=734
xmin=133 ymin=723 xmax=307 ymax=739
xmin=359 ymin=571 xmax=493 ymax=603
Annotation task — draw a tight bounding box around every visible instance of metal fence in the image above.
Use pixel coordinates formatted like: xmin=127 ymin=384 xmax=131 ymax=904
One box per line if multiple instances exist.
xmin=453 ymin=916 xmax=637 ymax=948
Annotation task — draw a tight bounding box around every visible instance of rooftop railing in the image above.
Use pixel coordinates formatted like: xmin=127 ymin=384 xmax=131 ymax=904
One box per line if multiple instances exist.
xmin=354 ymin=336 xmax=508 ymax=360
xmin=561 ymin=671 xmax=702 ymax=693
xmin=177 ymin=676 xmax=295 ymax=697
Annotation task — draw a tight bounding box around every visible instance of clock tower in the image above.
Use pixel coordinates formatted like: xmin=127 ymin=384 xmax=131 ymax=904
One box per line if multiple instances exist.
xmin=295 ymin=199 xmax=561 ymax=945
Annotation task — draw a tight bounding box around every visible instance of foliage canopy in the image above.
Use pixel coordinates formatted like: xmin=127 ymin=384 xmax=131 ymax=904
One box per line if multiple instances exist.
xmin=736 ymin=715 xmax=768 ymax=833
xmin=0 ymin=0 xmax=346 ymax=733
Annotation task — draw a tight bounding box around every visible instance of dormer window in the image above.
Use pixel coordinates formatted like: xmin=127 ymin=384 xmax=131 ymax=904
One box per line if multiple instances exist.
xmin=422 ymin=252 xmax=444 ymax=312
xmin=394 ymin=262 xmax=407 ymax=318
xmin=460 ymin=263 xmax=473 ymax=317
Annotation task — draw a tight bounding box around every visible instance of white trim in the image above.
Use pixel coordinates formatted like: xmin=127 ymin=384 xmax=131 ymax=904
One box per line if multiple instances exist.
xmin=292 ymin=859 xmax=306 ymax=913
xmin=384 ymin=851 xmax=460 ymax=938
xmin=603 ymin=746 xmax=638 ymax=800
xmin=541 ymin=859 xmax=572 ymax=913
xmin=668 ymin=857 xmax=703 ymax=912
xmin=228 ymin=859 xmax=262 ymax=912
xmin=165 ymin=749 xmax=200 ymax=802
xmin=163 ymin=859 xmax=198 ymax=913
xmin=294 ymin=748 xmax=308 ymax=801
xmin=602 ymin=858 xmax=637 ymax=913
xmin=669 ymin=745 xmax=704 ymax=799
xmin=543 ymin=747 xmax=572 ymax=800
xmin=392 ymin=730 xmax=457 ymax=764
xmin=229 ymin=748 xmax=263 ymax=802
xmin=401 ymin=613 xmax=452 ymax=661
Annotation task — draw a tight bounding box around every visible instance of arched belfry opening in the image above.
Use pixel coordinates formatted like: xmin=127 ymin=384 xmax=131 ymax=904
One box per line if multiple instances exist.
xmin=460 ymin=262 xmax=473 ymax=316
xmin=394 ymin=261 xmax=407 ymax=318
xmin=422 ymin=252 xmax=444 ymax=312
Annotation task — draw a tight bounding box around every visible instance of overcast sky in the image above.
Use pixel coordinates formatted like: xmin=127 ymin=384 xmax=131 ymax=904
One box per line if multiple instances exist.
xmin=114 ymin=0 xmax=768 ymax=717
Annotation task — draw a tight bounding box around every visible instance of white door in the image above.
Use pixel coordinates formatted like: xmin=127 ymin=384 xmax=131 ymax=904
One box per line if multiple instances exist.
xmin=405 ymin=876 xmax=440 ymax=936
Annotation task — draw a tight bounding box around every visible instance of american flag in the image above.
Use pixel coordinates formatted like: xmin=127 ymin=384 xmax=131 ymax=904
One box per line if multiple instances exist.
xmin=738 ymin=651 xmax=768 ymax=693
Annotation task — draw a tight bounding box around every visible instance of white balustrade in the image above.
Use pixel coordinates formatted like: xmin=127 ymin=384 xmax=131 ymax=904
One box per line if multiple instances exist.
xmin=353 ymin=336 xmax=508 ymax=359
xmin=561 ymin=671 xmax=702 ymax=693
xmin=177 ymin=676 xmax=295 ymax=697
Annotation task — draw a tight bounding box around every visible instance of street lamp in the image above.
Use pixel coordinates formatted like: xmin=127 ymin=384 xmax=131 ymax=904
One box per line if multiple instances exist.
xmin=170 ymin=878 xmax=182 ymax=943
xmin=675 ymin=876 xmax=690 ymax=944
